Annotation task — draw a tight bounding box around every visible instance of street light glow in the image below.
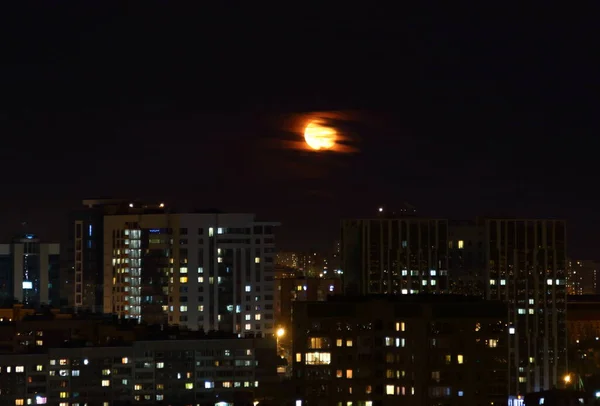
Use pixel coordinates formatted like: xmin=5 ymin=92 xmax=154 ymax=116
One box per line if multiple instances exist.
xmin=276 ymin=328 xmax=285 ymax=338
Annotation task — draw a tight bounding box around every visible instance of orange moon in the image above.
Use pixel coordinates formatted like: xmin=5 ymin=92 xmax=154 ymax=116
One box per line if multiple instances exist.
xmin=304 ymin=121 xmax=337 ymax=150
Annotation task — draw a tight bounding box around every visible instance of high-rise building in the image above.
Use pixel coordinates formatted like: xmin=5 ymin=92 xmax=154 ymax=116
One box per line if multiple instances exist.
xmin=0 ymin=234 xmax=60 ymax=307
xmin=567 ymin=260 xmax=599 ymax=295
xmin=447 ymin=220 xmax=486 ymax=297
xmin=341 ymin=213 xmax=449 ymax=295
xmin=103 ymin=211 xmax=279 ymax=336
xmin=485 ymin=219 xmax=567 ymax=396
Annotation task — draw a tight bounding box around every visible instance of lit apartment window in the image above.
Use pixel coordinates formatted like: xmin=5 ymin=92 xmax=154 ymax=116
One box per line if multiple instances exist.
xmin=245 ymin=324 xmax=251 ymax=331
xmin=180 ymin=276 xmax=188 ymax=283
xmin=102 ymin=369 xmax=111 ymax=375
xmin=180 ymin=305 xmax=188 ymax=312
xmin=304 ymin=352 xmax=332 ymax=365
xmin=36 ymin=340 xmax=43 ymax=346
xmin=386 ymin=385 xmax=394 ymax=395
xmin=134 ymin=384 xmax=142 ymax=391
xmin=254 ymin=314 xmax=261 ymax=320
xmin=122 ymin=357 xmax=129 ymax=364
xmin=295 ymin=353 xmax=302 ymax=362
xmin=336 ymin=338 xmax=343 ymax=347
xmin=59 ymin=392 xmax=68 ymax=399
xmin=245 ymin=285 xmax=251 ymax=292
xmin=255 ymin=257 xmax=261 ymax=263
xmin=346 ymin=339 xmax=353 ymax=347
xmin=59 ymin=359 xmax=68 ymax=366
xmin=198 ymin=276 xmax=204 ymax=283
xmin=198 ymin=305 xmax=204 ymax=311
xmin=15 ymin=366 xmax=24 ymax=373
xmin=102 ymin=380 xmax=110 ymax=387
xmin=36 ymin=365 xmax=43 ymax=371
xmin=15 ymin=400 xmax=24 ymax=406
xmin=336 ymin=370 xmax=343 ymax=378
xmin=156 ymin=362 xmax=164 ymax=369
xmin=396 ymin=322 xmax=406 ymax=332
xmin=488 ymin=339 xmax=498 ymax=348
xmin=345 ymin=369 xmax=353 ymax=379
xmin=457 ymin=355 xmax=464 ymax=364
xmin=458 ymin=240 xmax=464 ymax=249
xmin=180 ymin=267 xmax=188 ymax=274
xmin=185 ymin=383 xmax=194 ymax=390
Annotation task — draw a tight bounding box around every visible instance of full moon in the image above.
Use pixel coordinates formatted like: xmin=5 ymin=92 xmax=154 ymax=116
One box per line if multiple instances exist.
xmin=304 ymin=121 xmax=337 ymax=150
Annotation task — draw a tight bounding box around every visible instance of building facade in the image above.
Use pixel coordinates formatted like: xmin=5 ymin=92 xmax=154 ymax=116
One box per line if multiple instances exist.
xmin=103 ymin=211 xmax=279 ymax=336
xmin=292 ymin=295 xmax=509 ymax=406
xmin=341 ymin=216 xmax=449 ymax=295
xmin=485 ymin=219 xmax=568 ymax=396
xmin=0 ymin=235 xmax=60 ymax=307
xmin=567 ymin=260 xmax=599 ymax=295
xmin=0 ymin=337 xmax=278 ymax=406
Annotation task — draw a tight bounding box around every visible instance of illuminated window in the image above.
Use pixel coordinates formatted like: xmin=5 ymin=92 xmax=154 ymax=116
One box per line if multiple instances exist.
xmin=36 ymin=340 xmax=43 ymax=346
xmin=295 ymin=353 xmax=302 ymax=362
xmin=198 ymin=305 xmax=204 ymax=311
xmin=59 ymin=359 xmax=68 ymax=366
xmin=345 ymin=369 xmax=353 ymax=379
xmin=222 ymin=381 xmax=232 ymax=388
xmin=336 ymin=338 xmax=343 ymax=347
xmin=180 ymin=267 xmax=188 ymax=274
xmin=180 ymin=305 xmax=188 ymax=312
xmin=245 ymin=285 xmax=251 ymax=292
xmin=198 ymin=276 xmax=204 ymax=283
xmin=488 ymin=339 xmax=498 ymax=348
xmin=458 ymin=240 xmax=464 ymax=249
xmin=102 ymin=380 xmax=110 ymax=387
xmin=386 ymin=385 xmax=395 ymax=395
xmin=15 ymin=400 xmax=24 ymax=406
xmin=304 ymin=352 xmax=331 ymax=365
xmin=396 ymin=322 xmax=405 ymax=332
xmin=180 ymin=276 xmax=188 ymax=283
xmin=122 ymin=357 xmax=129 ymax=364
xmin=134 ymin=384 xmax=142 ymax=390
xmin=15 ymin=366 xmax=24 ymax=373
xmin=185 ymin=383 xmax=193 ymax=390
xmin=346 ymin=339 xmax=353 ymax=347
xmin=308 ymin=337 xmax=329 ymax=349
xmin=156 ymin=362 xmax=164 ymax=369
xmin=59 ymin=392 xmax=68 ymax=399
xmin=102 ymin=369 xmax=111 ymax=375
xmin=36 ymin=365 xmax=43 ymax=371
xmin=255 ymin=257 xmax=261 ymax=264
xmin=245 ymin=324 xmax=251 ymax=331
xmin=366 ymin=385 xmax=372 ymax=394
xmin=385 ymin=337 xmax=393 ymax=347
xmin=336 ymin=370 xmax=343 ymax=378
xmin=445 ymin=355 xmax=451 ymax=364
xmin=255 ymin=314 xmax=261 ymax=320
xmin=457 ymin=355 xmax=464 ymax=364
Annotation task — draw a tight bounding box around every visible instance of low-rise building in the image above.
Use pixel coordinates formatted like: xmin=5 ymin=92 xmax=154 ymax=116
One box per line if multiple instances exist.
xmin=292 ymin=295 xmax=509 ymax=406
xmin=0 ymin=335 xmax=279 ymax=406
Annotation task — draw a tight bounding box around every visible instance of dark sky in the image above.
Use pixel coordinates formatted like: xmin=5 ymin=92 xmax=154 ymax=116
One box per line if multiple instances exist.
xmin=0 ymin=4 xmax=598 ymax=257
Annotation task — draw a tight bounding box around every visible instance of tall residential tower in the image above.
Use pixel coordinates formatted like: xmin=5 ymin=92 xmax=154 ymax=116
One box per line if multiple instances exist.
xmin=103 ymin=211 xmax=279 ymax=336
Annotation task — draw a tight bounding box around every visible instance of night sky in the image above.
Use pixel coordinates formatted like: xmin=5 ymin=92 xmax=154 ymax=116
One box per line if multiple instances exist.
xmin=0 ymin=4 xmax=598 ymax=257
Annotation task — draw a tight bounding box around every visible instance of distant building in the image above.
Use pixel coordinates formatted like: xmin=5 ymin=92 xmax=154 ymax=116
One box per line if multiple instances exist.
xmin=0 ymin=234 xmax=60 ymax=307
xmin=292 ymin=295 xmax=509 ymax=406
xmin=103 ymin=210 xmax=279 ymax=336
xmin=0 ymin=334 xmax=279 ymax=406
xmin=275 ymin=251 xmax=298 ymax=269
xmin=274 ymin=276 xmax=342 ymax=327
xmin=341 ymin=213 xmax=449 ymax=295
xmin=567 ymin=260 xmax=599 ymax=295
xmin=566 ymin=294 xmax=600 ymax=344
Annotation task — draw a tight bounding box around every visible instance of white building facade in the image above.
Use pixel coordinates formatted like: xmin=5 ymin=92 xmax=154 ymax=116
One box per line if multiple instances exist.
xmin=103 ymin=212 xmax=279 ymax=336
